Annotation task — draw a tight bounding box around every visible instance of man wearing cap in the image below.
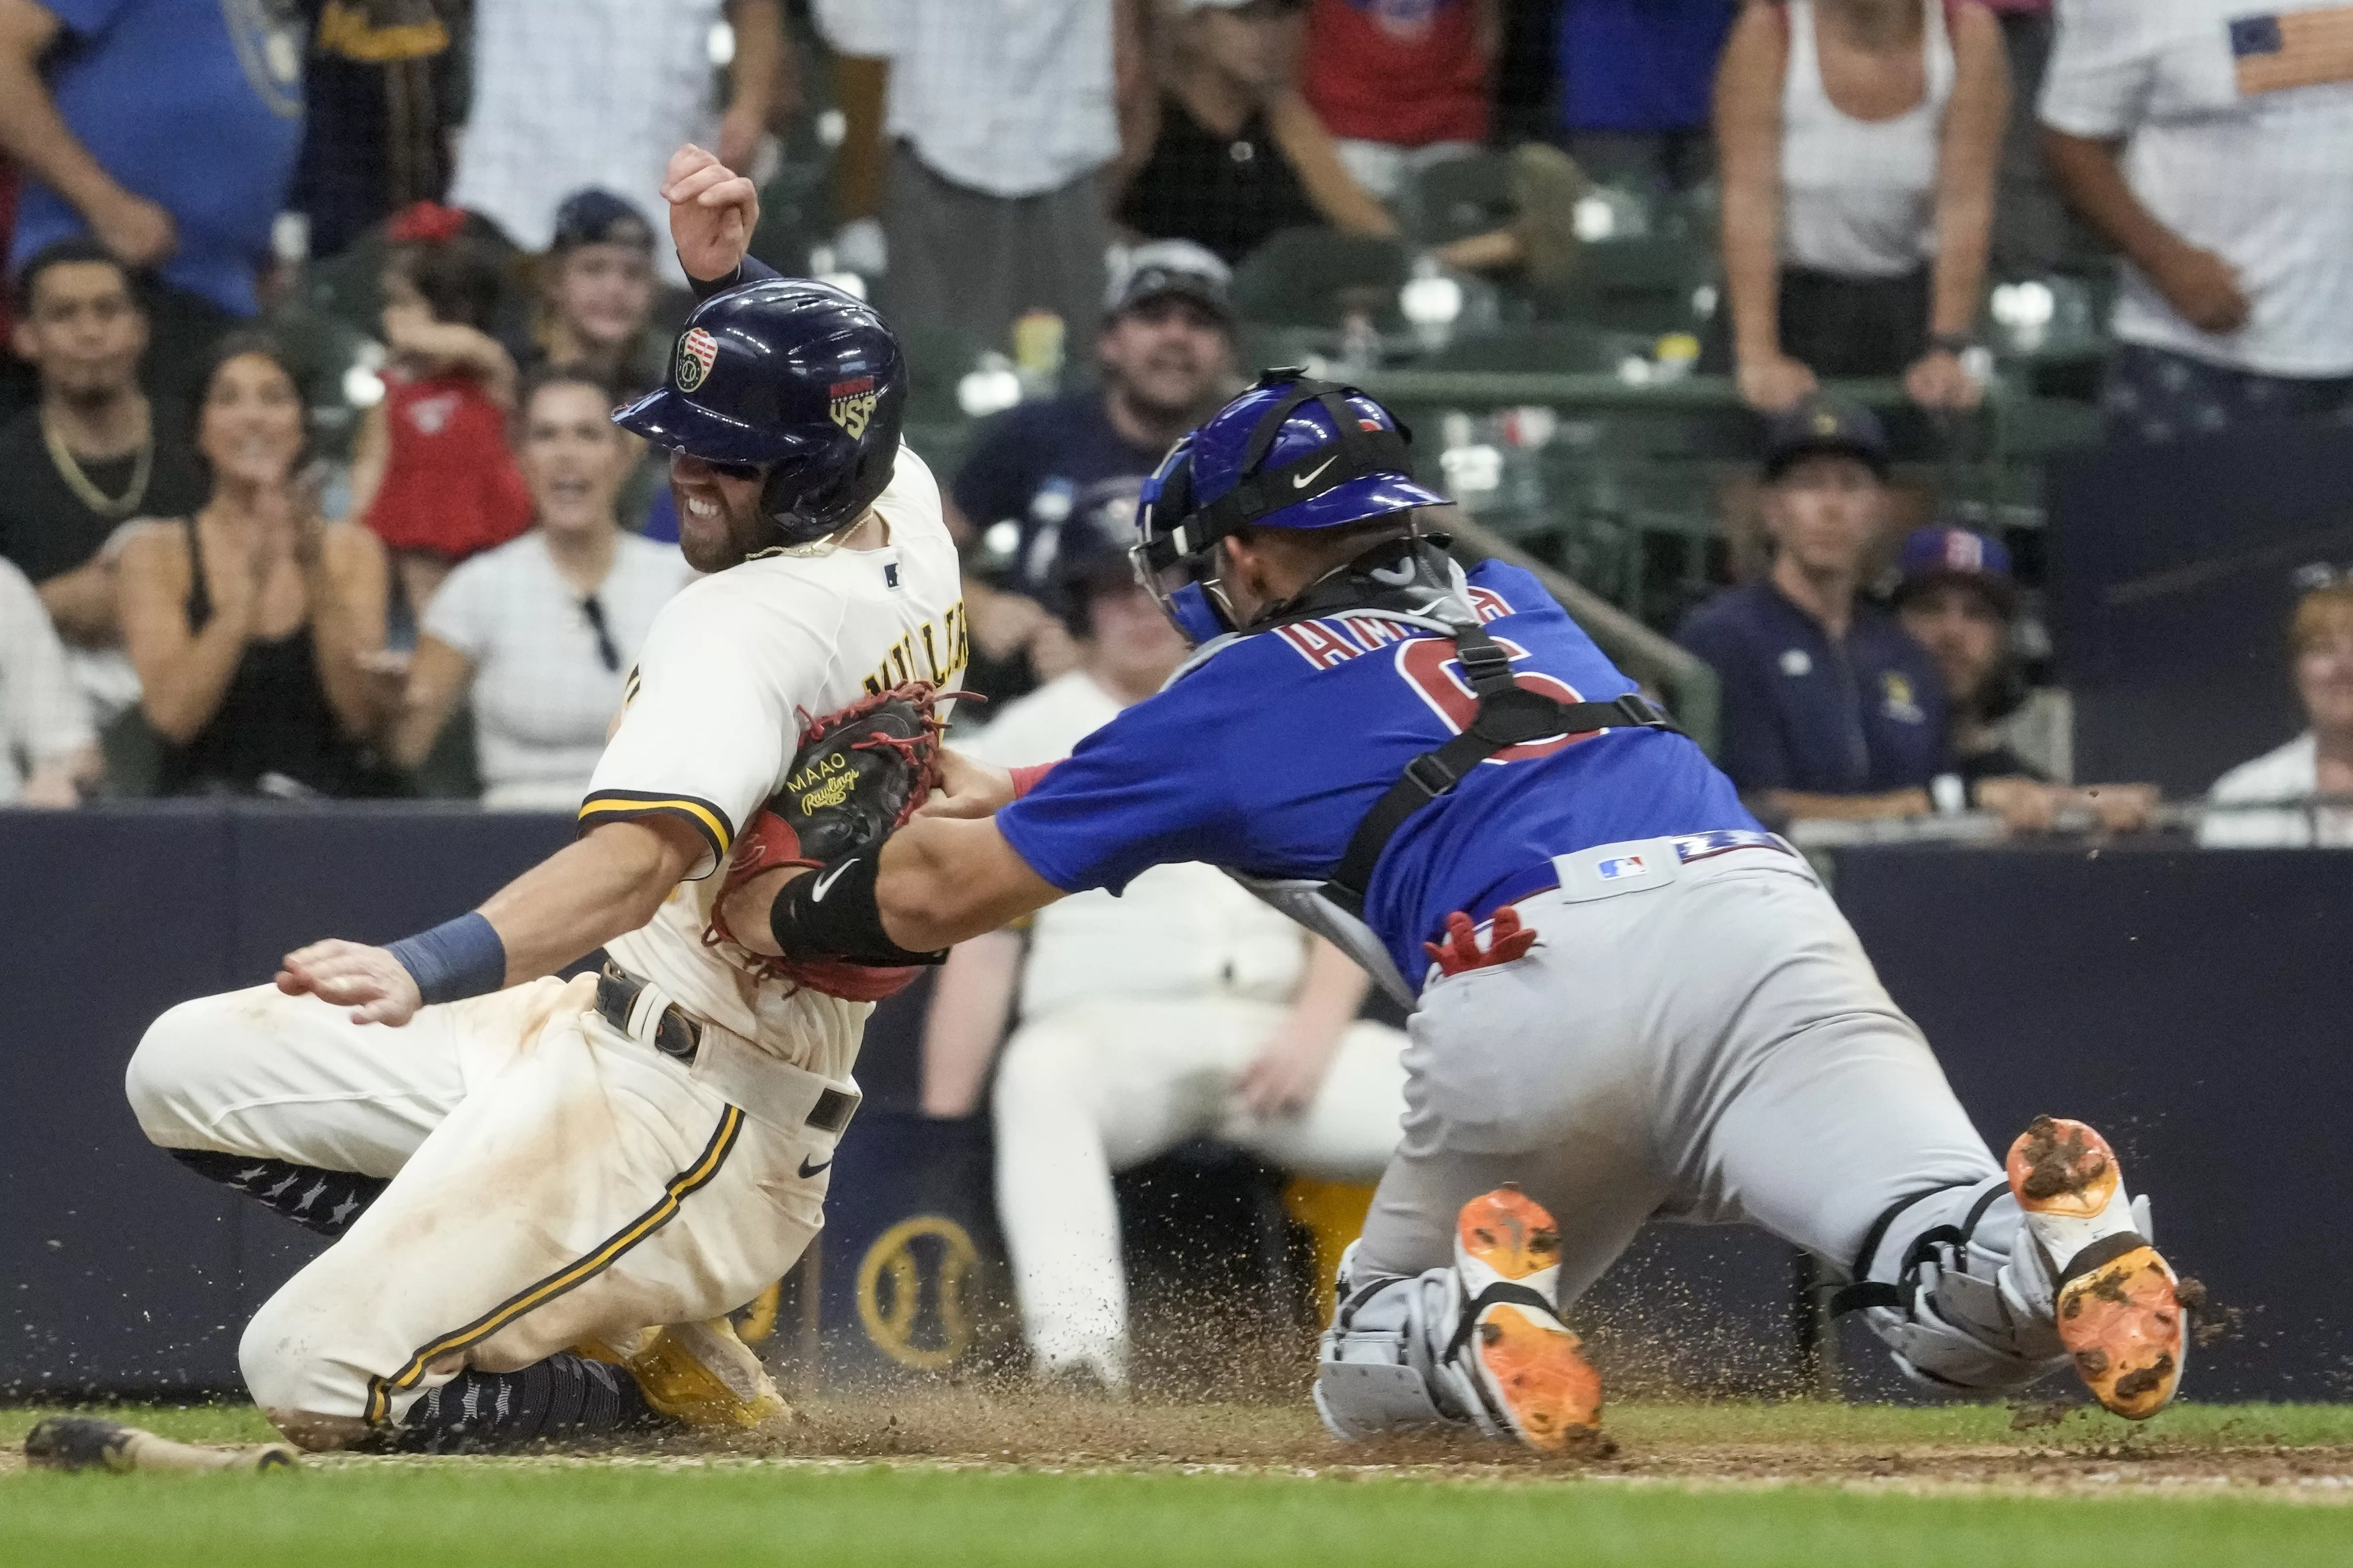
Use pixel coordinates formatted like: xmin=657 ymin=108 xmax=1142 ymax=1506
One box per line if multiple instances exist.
xmin=1677 ymin=399 xmax=1948 ymax=827
xmin=1894 ymin=523 xmax=2157 ymax=832
xmin=947 ymin=241 xmax=1239 ymax=708
xmin=952 ymin=241 xmax=1239 ymax=588
xmin=514 ymin=191 xmax=672 ymax=404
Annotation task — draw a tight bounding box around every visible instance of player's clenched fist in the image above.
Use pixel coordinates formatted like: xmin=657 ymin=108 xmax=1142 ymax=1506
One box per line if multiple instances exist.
xmin=660 ymin=143 xmax=759 ymax=283
xmin=916 ymin=746 xmax=1018 ymax=820
xmin=277 ymin=940 xmax=425 ymax=1027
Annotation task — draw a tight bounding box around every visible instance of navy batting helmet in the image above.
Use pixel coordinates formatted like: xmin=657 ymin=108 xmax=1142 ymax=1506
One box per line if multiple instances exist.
xmin=614 ymin=277 xmax=906 ymax=547
xmin=1135 ymin=368 xmax=1444 ymax=644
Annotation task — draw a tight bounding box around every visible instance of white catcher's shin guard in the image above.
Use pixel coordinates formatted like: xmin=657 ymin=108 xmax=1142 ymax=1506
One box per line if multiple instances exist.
xmin=1849 ymin=1174 xmax=2157 ymax=1398
xmin=1848 ymin=1177 xmax=2057 ymax=1395
xmin=1314 ymin=1243 xmax=1462 ymax=1439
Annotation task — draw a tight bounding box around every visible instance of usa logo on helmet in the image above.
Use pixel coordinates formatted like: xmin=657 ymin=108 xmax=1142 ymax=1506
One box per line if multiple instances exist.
xmin=830 ymin=375 xmax=878 ymax=438
xmin=675 ymin=327 xmax=719 ymax=393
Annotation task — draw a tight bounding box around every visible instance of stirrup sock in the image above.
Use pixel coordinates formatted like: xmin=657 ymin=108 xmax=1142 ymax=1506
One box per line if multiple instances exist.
xmin=376 ymin=1353 xmax=669 ymax=1454
xmin=170 ymin=1150 xmax=388 ymax=1237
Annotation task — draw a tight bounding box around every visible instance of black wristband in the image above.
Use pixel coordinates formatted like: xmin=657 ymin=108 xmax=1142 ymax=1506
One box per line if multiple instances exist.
xmin=1928 ymin=331 xmax=1975 ymax=356
xmin=769 ymin=853 xmax=946 ymax=968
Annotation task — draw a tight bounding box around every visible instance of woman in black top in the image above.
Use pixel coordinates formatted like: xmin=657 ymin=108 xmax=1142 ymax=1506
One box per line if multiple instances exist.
xmin=1116 ymin=0 xmax=1397 ymax=266
xmin=117 ymin=335 xmax=394 ymax=796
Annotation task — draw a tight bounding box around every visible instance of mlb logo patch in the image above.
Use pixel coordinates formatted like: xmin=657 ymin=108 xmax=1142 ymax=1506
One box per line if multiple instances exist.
xmin=1597 ymin=854 xmax=1649 ymax=882
xmin=675 ymin=327 xmax=718 ymax=392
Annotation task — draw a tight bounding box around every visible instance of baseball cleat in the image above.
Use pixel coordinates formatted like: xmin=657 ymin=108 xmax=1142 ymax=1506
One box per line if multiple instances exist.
xmin=25 ymin=1416 xmax=298 ymax=1473
xmin=2006 ymin=1116 xmax=2188 ymax=1420
xmin=1450 ymin=1185 xmax=1602 ymax=1450
xmin=577 ymin=1317 xmax=790 ymax=1432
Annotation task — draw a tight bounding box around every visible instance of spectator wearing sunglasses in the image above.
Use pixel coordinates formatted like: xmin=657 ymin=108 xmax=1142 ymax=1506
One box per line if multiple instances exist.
xmin=381 ymin=366 xmax=693 ymax=805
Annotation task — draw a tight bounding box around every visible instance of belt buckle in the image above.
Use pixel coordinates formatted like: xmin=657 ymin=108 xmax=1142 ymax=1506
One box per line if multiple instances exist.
xmin=600 ymin=965 xmax=701 ymax=1065
xmin=651 ymin=999 xmax=701 ymax=1065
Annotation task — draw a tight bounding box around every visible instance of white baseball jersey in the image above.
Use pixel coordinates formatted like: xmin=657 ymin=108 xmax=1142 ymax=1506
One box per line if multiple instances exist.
xmin=966 ymin=669 xmax=1307 ymax=1018
xmin=584 ymin=449 xmax=968 ymax=1080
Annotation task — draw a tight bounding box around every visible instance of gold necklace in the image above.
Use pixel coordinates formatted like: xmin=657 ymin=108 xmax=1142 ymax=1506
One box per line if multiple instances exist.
xmin=41 ymin=402 xmax=153 ymax=520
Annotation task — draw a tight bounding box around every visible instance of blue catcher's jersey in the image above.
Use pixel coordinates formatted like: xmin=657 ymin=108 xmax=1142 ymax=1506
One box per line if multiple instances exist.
xmin=994 ymin=560 xmax=1763 ymax=991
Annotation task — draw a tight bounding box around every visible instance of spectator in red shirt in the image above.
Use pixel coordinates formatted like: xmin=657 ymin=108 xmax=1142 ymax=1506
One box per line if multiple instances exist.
xmin=347 ymin=203 xmax=531 ymax=617
xmin=1301 ymin=0 xmax=1498 ymax=202
xmin=1119 ymin=0 xmax=1577 ymax=283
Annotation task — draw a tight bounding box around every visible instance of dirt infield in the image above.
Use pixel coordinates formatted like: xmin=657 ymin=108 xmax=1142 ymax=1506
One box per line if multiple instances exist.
xmin=739 ymin=1390 xmax=2353 ymax=1498
xmin=13 ymin=1394 xmax=2345 ymax=1501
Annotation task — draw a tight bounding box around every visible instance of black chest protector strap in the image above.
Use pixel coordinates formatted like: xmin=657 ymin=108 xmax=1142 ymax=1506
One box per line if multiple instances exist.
xmin=1321 ymin=618 xmax=1683 ymax=916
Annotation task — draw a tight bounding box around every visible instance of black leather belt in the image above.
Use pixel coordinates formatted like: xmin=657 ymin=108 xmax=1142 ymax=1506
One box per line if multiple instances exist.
xmin=593 ymin=965 xmax=859 ymax=1135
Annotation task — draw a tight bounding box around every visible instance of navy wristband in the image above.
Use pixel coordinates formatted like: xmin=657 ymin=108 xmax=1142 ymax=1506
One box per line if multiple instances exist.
xmin=385 ymin=911 xmax=508 ymax=1006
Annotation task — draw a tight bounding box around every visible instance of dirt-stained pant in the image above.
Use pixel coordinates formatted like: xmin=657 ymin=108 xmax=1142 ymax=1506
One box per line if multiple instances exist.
xmin=1359 ymin=842 xmax=2010 ymax=1302
xmin=124 ymin=977 xmax=851 ymax=1430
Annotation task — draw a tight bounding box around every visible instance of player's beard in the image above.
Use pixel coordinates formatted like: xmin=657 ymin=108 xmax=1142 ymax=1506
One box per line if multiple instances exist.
xmin=672 ymin=477 xmax=770 ymax=573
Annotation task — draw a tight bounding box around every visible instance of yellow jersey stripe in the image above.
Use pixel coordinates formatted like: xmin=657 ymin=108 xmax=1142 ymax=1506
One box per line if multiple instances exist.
xmin=362 ymin=1105 xmax=746 ymax=1425
xmin=577 ymin=791 xmax=734 ymax=863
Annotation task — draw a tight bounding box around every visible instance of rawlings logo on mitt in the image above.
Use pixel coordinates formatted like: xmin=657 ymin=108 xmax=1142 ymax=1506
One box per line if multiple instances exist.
xmin=704 ymin=682 xmax=946 ymax=1000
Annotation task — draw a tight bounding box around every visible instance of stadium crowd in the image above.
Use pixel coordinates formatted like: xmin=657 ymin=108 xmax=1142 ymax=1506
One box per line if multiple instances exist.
xmin=0 ymin=0 xmax=2343 ymax=825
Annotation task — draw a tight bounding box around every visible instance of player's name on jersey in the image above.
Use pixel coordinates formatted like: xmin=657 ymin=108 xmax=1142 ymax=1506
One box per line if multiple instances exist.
xmin=860 ymin=599 xmax=972 ymax=697
xmin=1271 ymin=585 xmax=1511 ymax=671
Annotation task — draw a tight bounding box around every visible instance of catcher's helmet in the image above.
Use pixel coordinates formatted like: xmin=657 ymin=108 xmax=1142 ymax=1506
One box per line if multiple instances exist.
xmin=614 ymin=277 xmax=905 ymax=547
xmin=1135 ymin=369 xmax=1444 ymax=644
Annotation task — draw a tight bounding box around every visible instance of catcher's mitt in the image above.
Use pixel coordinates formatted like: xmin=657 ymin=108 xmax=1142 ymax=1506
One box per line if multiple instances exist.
xmin=705 ymin=682 xmax=945 ymax=1000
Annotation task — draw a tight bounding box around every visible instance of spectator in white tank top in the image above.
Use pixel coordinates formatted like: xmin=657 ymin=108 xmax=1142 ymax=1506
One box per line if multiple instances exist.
xmin=1716 ymin=0 xmax=2011 ymax=413
xmin=379 ymin=366 xmax=694 ymax=807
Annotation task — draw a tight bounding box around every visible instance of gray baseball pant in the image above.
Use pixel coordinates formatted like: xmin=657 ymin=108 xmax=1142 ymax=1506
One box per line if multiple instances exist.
xmin=1362 ymin=841 xmax=2010 ymax=1307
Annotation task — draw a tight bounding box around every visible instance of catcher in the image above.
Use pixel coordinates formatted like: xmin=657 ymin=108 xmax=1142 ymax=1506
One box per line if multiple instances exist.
xmin=120 ymin=145 xmax=965 ymax=1454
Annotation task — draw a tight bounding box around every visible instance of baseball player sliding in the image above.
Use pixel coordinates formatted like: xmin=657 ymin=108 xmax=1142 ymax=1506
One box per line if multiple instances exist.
xmin=116 ymin=147 xmax=968 ymax=1456
xmin=721 ymin=373 xmax=2194 ymax=1450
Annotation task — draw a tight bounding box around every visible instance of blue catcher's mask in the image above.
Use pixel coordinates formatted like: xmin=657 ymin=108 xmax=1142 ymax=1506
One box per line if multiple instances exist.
xmin=1131 ymin=368 xmax=1446 ymax=646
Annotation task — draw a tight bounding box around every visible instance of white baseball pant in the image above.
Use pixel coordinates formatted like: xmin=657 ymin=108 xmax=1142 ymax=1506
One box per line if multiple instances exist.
xmin=991 ymin=995 xmax=1407 ymax=1384
xmin=124 ymin=976 xmax=853 ymax=1429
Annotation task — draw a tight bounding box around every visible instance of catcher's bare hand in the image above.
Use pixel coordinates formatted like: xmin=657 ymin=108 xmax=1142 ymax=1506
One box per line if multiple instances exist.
xmin=277 ymin=940 xmax=424 ymax=1027
xmin=916 ymin=747 xmax=1016 ymax=820
xmin=661 ymin=143 xmax=759 ymax=283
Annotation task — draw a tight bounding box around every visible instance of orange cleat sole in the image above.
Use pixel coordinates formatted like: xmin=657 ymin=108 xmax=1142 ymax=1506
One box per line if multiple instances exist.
xmin=1457 ymin=1183 xmax=1564 ymax=1285
xmin=1471 ymin=1303 xmax=1602 ymax=1450
xmin=2007 ymin=1117 xmax=2187 ymax=1421
xmin=1455 ymin=1185 xmax=1601 ymax=1449
xmin=2053 ymin=1243 xmax=2187 ymax=1420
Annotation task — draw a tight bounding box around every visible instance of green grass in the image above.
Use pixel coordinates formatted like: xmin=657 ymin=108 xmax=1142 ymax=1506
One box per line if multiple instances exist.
xmin=2 ymin=1403 xmax=2348 ymax=1568
xmin=3 ymin=1460 xmax=2348 ymax=1568
xmin=1604 ymin=1399 xmax=2353 ymax=1448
